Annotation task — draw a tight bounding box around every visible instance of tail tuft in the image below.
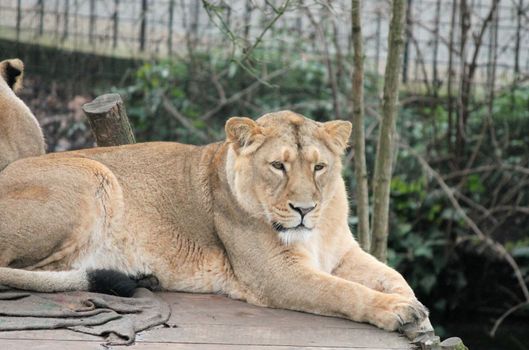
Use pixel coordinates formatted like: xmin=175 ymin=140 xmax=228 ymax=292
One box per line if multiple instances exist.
xmin=87 ymin=269 xmax=137 ymax=297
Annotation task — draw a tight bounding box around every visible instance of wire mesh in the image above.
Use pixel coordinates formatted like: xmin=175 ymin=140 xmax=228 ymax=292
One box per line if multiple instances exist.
xmin=0 ymin=0 xmax=527 ymax=87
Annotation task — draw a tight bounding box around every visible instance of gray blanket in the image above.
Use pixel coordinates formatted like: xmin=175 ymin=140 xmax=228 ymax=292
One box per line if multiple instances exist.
xmin=0 ymin=285 xmax=170 ymax=345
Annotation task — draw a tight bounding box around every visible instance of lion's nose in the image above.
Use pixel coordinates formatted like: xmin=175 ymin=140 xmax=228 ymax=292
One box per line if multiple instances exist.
xmin=289 ymin=202 xmax=316 ymax=217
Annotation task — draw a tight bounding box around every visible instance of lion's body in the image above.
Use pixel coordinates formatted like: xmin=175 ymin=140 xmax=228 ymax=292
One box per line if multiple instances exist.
xmin=0 ymin=59 xmax=45 ymax=172
xmin=0 ymin=141 xmax=350 ymax=302
xmin=0 ymin=60 xmax=429 ymax=332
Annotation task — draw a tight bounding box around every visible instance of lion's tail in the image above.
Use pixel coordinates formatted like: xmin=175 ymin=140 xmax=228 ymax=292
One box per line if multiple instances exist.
xmin=0 ymin=267 xmax=138 ymax=297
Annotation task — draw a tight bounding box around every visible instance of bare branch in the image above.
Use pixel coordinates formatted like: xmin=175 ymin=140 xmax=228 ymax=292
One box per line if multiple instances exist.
xmin=162 ymin=96 xmax=209 ymax=142
xmin=200 ymin=68 xmax=288 ymax=121
xmin=490 ymin=301 xmax=529 ymax=337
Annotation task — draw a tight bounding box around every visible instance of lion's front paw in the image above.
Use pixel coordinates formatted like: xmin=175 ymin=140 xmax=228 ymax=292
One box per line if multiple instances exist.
xmin=367 ymin=293 xmax=429 ymax=332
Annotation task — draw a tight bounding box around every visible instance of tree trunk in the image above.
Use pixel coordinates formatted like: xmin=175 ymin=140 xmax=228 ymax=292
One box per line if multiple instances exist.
xmin=82 ymin=93 xmax=136 ymax=147
xmin=371 ymin=0 xmax=407 ymax=263
xmin=350 ymin=0 xmax=370 ymax=251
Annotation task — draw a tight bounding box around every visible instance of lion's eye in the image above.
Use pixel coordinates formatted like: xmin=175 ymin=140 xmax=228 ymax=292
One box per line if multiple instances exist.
xmin=271 ymin=161 xmax=285 ymax=171
xmin=314 ymin=163 xmax=326 ymax=171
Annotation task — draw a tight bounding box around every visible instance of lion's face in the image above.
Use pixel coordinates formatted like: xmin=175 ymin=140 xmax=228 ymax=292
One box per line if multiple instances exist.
xmin=225 ymin=111 xmax=351 ymax=244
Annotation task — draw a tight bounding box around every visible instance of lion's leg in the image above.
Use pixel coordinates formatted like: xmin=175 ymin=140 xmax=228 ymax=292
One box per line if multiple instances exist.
xmin=253 ymin=260 xmax=427 ymax=332
xmin=25 ymin=241 xmax=80 ymax=270
xmin=332 ymin=243 xmax=416 ymax=298
xmin=0 ymin=155 xmax=126 ymax=273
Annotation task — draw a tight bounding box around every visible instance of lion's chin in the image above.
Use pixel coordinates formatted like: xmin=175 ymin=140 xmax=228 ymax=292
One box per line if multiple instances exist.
xmin=277 ymin=226 xmax=314 ymax=245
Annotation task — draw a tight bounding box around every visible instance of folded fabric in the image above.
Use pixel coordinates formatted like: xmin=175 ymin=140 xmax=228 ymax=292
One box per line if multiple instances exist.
xmin=0 ymin=285 xmax=171 ymax=345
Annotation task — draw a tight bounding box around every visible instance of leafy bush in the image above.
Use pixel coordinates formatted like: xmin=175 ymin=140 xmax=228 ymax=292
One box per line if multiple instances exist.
xmin=114 ymin=52 xmax=340 ymax=144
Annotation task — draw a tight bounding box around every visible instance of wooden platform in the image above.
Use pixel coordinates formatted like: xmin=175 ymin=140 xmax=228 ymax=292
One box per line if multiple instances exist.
xmin=0 ymin=292 xmax=413 ymax=349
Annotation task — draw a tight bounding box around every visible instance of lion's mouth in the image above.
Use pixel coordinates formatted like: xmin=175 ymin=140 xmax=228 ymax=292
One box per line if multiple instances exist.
xmin=272 ymin=222 xmax=310 ymax=232
xmin=272 ymin=222 xmax=287 ymax=232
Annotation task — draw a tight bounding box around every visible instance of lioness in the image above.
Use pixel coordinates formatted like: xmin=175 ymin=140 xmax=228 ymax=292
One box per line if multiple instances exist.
xmin=0 ymin=58 xmax=45 ymax=172
xmin=0 ymin=63 xmax=428 ymax=333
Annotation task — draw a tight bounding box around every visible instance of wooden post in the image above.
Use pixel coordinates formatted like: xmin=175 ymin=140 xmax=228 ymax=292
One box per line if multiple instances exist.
xmin=62 ymin=0 xmax=69 ymax=42
xmin=89 ymin=0 xmax=95 ymax=45
xmin=82 ymin=93 xmax=136 ymax=147
xmin=140 ymin=0 xmax=147 ymax=51
xmin=16 ymin=0 xmax=21 ymax=42
xmin=511 ymin=0 xmax=523 ymax=109
xmin=112 ymin=0 xmax=119 ymax=49
xmin=167 ymin=0 xmax=175 ymax=54
xmin=243 ymin=0 xmax=252 ymax=42
xmin=54 ymin=0 xmax=60 ymax=40
xmin=38 ymin=0 xmax=44 ymax=36
xmin=446 ymin=0 xmax=458 ymax=152
xmin=432 ymin=0 xmax=441 ymax=95
xmin=402 ymin=0 xmax=413 ymax=83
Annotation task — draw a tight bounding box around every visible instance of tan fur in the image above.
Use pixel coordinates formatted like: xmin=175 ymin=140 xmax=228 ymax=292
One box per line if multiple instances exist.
xmin=0 ymin=59 xmax=46 ymax=171
xmin=0 ymin=102 xmax=428 ymax=332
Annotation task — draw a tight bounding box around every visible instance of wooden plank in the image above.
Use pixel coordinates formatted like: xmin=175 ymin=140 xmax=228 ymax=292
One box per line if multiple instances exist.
xmin=0 ymin=339 xmax=409 ymax=350
xmin=0 ymin=329 xmax=99 ymax=341
xmin=149 ymin=293 xmax=411 ymax=349
xmin=137 ymin=344 xmax=409 ymax=350
xmin=138 ymin=324 xmax=410 ymax=348
xmin=0 ymin=326 xmax=411 ymax=350
xmin=0 ymin=339 xmax=105 ymax=350
xmin=0 ymin=292 xmax=412 ymax=349
xmin=158 ymin=293 xmax=372 ymax=329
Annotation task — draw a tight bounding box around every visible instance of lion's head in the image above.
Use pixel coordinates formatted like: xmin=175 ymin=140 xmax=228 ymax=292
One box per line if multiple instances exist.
xmin=0 ymin=58 xmax=24 ymax=93
xmin=0 ymin=58 xmax=45 ymax=172
xmin=225 ymin=110 xmax=351 ymax=245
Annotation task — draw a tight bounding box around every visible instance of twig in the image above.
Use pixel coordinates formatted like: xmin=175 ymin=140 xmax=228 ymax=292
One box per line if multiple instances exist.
xmin=490 ymin=301 xmax=529 ymax=337
xmin=162 ymin=96 xmax=209 ymax=142
xmin=443 ymin=164 xmax=529 ymax=180
xmin=303 ymin=3 xmax=341 ymax=118
xmin=486 ymin=206 xmax=529 ymax=216
xmin=200 ymin=68 xmax=287 ymax=121
xmin=202 ymin=0 xmax=291 ymax=70
xmin=453 ymin=191 xmax=497 ymax=224
xmin=210 ymin=72 xmax=227 ymax=103
xmin=241 ymin=0 xmax=291 ymax=63
xmin=407 ymin=32 xmax=431 ymax=94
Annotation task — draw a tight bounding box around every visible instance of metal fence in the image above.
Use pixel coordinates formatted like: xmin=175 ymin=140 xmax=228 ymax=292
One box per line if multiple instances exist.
xmin=0 ymin=0 xmax=527 ymax=87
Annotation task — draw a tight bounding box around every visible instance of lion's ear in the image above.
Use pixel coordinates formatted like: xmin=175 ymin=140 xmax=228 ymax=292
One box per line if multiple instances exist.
xmin=0 ymin=58 xmax=24 ymax=93
xmin=225 ymin=117 xmax=264 ymax=154
xmin=321 ymin=120 xmax=352 ymax=154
